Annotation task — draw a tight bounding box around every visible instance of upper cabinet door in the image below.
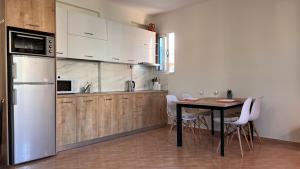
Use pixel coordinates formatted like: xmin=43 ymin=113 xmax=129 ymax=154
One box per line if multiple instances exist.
xmin=68 ymin=35 xmax=107 ymax=61
xmin=56 ymin=7 xmax=68 ymax=58
xmin=6 ymin=0 xmax=55 ymax=33
xmin=68 ymin=10 xmax=108 ymax=40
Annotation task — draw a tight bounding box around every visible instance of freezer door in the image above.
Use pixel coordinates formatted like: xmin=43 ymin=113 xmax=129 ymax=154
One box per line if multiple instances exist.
xmin=13 ymin=84 xmax=55 ymax=164
xmin=12 ymin=55 xmax=55 ymax=83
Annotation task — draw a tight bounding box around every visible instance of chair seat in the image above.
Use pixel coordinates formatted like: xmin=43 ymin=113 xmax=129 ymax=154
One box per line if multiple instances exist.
xmin=214 ymin=117 xmax=239 ymax=123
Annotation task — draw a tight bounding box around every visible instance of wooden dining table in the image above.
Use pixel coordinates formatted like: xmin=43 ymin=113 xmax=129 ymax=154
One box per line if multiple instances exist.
xmin=175 ymin=98 xmax=245 ymax=156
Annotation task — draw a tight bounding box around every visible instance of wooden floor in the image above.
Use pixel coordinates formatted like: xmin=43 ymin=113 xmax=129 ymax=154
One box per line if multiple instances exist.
xmin=3 ymin=127 xmax=300 ymax=169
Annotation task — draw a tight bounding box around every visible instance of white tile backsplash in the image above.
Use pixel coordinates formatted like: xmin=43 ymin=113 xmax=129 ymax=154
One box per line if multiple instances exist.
xmin=57 ymin=60 xmax=99 ymax=92
xmin=57 ymin=60 xmax=168 ymax=92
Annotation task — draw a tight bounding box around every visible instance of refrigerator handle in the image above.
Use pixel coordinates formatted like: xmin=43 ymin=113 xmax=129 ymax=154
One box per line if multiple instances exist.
xmin=13 ymin=89 xmax=17 ymax=105
xmin=12 ymin=63 xmax=17 ymax=79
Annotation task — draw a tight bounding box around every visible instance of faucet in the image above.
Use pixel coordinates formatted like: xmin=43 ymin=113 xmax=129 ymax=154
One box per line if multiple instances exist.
xmin=82 ymin=82 xmax=92 ymax=93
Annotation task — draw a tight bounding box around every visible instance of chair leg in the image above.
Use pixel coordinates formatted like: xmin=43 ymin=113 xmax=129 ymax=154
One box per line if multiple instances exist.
xmin=241 ymin=126 xmax=251 ymax=151
xmin=169 ymin=122 xmax=175 ymax=135
xmin=202 ymin=116 xmax=210 ymax=130
xmin=237 ymin=127 xmax=244 ymax=158
xmin=189 ymin=121 xmax=197 ymax=139
xmin=253 ymin=124 xmax=262 ymax=143
xmin=248 ymin=123 xmax=254 ymax=148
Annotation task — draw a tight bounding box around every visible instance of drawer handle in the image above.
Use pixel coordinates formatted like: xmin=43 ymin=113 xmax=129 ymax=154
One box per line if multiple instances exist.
xmin=56 ymin=52 xmax=64 ymax=55
xmin=122 ymin=98 xmax=129 ymax=100
xmin=62 ymin=101 xmax=73 ymax=104
xmin=105 ymin=98 xmax=112 ymax=101
xmin=27 ymin=24 xmax=40 ymax=27
xmin=84 ymin=100 xmax=94 ymax=102
xmin=84 ymin=32 xmax=94 ymax=36
xmin=84 ymin=55 xmax=94 ymax=58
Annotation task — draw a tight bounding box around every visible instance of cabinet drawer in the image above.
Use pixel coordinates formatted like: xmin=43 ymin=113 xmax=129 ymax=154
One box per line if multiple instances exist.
xmin=68 ymin=10 xmax=107 ymax=40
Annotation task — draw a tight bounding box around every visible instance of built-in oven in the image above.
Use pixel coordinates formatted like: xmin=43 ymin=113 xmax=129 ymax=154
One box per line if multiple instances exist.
xmin=9 ymin=30 xmax=55 ymax=57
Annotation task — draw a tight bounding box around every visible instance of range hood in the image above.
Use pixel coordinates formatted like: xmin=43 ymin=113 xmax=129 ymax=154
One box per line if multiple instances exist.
xmin=138 ymin=62 xmax=160 ymax=67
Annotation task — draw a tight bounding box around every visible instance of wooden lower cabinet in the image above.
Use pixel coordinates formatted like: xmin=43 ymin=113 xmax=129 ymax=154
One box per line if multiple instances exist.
xmin=117 ymin=94 xmax=133 ymax=133
xmin=56 ymin=92 xmax=167 ymax=148
xmin=98 ymin=95 xmax=118 ymax=137
xmin=76 ymin=96 xmax=99 ymax=142
xmin=56 ymin=97 xmax=77 ymax=147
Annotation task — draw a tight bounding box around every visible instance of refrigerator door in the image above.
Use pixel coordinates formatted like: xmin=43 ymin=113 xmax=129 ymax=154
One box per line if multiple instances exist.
xmin=13 ymin=84 xmax=55 ymax=164
xmin=12 ymin=55 xmax=55 ymax=83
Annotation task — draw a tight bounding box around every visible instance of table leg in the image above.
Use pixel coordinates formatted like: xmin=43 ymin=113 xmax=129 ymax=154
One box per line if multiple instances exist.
xmin=176 ymin=104 xmax=182 ymax=147
xmin=211 ymin=109 xmax=214 ymax=135
xmin=250 ymin=121 xmax=254 ymax=140
xmin=220 ymin=109 xmax=225 ymax=156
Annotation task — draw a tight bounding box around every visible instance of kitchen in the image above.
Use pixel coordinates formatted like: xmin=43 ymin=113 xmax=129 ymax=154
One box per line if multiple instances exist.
xmin=1 ymin=0 xmax=300 ymax=168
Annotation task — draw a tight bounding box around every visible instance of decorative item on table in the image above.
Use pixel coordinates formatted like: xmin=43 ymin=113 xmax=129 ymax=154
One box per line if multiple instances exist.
xmin=213 ymin=90 xmax=219 ymax=97
xmin=227 ymin=89 xmax=233 ymax=99
xmin=148 ymin=23 xmax=156 ymax=32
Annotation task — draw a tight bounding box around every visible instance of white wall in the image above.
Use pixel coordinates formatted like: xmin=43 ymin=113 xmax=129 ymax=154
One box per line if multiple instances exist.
xmin=58 ymin=0 xmax=147 ymax=24
xmin=149 ymin=0 xmax=300 ymax=142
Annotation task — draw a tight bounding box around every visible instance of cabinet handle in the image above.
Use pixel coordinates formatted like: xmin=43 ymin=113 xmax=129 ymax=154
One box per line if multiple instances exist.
xmin=12 ymin=63 xmax=17 ymax=79
xmin=122 ymin=98 xmax=129 ymax=100
xmin=105 ymin=98 xmax=112 ymax=101
xmin=84 ymin=32 xmax=94 ymax=36
xmin=112 ymin=57 xmax=120 ymax=61
xmin=62 ymin=101 xmax=73 ymax=104
xmin=128 ymin=60 xmax=135 ymax=62
xmin=56 ymin=52 xmax=64 ymax=55
xmin=13 ymin=89 xmax=17 ymax=105
xmin=84 ymin=100 xmax=94 ymax=103
xmin=84 ymin=55 xmax=94 ymax=58
xmin=27 ymin=24 xmax=40 ymax=27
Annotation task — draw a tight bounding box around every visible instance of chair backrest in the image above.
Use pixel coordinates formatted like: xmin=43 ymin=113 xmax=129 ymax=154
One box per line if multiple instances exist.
xmin=233 ymin=98 xmax=253 ymax=125
xmin=166 ymin=95 xmax=178 ymax=117
xmin=182 ymin=93 xmax=193 ymax=99
xmin=249 ymin=97 xmax=263 ymax=121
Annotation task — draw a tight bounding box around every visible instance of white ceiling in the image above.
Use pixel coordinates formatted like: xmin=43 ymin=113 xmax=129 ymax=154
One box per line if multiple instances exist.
xmin=107 ymin=0 xmax=205 ymax=15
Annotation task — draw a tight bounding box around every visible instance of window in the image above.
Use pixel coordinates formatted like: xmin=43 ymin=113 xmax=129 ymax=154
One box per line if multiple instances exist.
xmin=158 ymin=32 xmax=175 ymax=73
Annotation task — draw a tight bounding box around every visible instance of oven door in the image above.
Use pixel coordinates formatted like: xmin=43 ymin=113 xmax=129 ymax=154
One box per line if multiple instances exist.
xmin=9 ymin=31 xmax=48 ymax=56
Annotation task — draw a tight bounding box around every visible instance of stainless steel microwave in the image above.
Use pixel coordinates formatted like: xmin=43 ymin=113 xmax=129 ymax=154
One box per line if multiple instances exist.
xmin=9 ymin=30 xmax=55 ymax=57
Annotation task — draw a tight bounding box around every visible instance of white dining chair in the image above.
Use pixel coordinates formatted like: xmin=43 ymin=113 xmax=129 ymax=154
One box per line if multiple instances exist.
xmin=181 ymin=93 xmax=210 ymax=131
xmin=248 ymin=97 xmax=263 ymax=148
xmin=215 ymin=98 xmax=253 ymax=158
xmin=166 ymin=95 xmax=199 ymax=139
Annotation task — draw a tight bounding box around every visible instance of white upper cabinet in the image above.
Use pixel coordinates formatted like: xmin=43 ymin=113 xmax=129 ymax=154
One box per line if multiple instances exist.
xmin=56 ymin=7 xmax=68 ymax=58
xmin=106 ymin=20 xmax=125 ymax=63
xmin=68 ymin=10 xmax=108 ymax=40
xmin=68 ymin=35 xmax=107 ymax=61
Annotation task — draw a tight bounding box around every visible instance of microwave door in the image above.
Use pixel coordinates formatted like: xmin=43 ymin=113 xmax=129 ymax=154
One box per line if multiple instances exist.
xmin=12 ymin=55 xmax=55 ymax=84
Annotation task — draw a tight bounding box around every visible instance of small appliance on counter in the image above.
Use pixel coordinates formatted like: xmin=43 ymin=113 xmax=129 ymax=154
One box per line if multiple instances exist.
xmin=126 ymin=80 xmax=135 ymax=92
xmin=57 ymin=77 xmax=79 ymax=94
xmin=152 ymin=77 xmax=161 ymax=90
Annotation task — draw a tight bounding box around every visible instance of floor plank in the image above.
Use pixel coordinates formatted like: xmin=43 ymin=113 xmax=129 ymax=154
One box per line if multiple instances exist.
xmin=3 ymin=127 xmax=300 ymax=169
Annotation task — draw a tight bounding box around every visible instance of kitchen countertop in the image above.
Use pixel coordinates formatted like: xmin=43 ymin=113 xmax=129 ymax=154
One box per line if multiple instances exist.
xmin=57 ymin=90 xmax=168 ymax=98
